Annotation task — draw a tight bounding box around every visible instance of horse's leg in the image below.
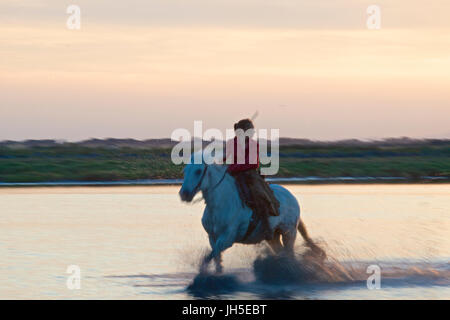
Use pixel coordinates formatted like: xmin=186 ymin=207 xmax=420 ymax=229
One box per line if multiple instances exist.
xmin=202 ymin=231 xmax=235 ymax=274
xmin=281 ymin=229 xmax=297 ymax=257
xmin=214 ymin=254 xmax=223 ymax=274
xmin=200 ymin=254 xmax=222 ymax=275
xmin=200 ymin=254 xmax=212 ymax=274
xmin=200 ymin=235 xmax=216 ymax=274
xmin=267 ymin=232 xmax=283 ymax=255
xmin=206 ymin=234 xmax=223 ymax=274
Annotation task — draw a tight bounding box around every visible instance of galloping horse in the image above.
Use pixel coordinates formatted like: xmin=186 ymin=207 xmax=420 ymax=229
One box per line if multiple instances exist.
xmin=179 ymin=152 xmax=323 ymax=274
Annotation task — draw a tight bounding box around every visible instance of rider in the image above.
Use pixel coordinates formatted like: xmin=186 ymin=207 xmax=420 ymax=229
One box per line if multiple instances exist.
xmin=224 ymin=118 xmax=280 ymax=241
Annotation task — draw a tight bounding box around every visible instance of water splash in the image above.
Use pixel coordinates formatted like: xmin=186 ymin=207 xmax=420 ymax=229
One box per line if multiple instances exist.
xmin=253 ymin=244 xmax=361 ymax=285
xmin=187 ymin=273 xmax=242 ymax=298
xmin=182 ymin=241 xmax=449 ymax=299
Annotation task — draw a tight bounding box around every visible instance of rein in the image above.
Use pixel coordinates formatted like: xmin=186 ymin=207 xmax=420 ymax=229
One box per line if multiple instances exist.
xmin=191 ymin=165 xmax=227 ymax=204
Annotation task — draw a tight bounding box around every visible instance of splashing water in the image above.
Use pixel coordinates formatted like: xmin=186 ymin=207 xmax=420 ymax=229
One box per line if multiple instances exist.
xmin=185 ymin=242 xmax=450 ymax=299
xmin=252 ymin=247 xmax=357 ymax=285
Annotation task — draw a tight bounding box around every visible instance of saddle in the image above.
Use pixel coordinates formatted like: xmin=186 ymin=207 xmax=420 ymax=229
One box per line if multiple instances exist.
xmin=231 ymin=170 xmax=280 ymax=241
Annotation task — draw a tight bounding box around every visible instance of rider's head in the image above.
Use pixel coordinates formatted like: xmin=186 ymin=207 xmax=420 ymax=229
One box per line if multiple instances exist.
xmin=234 ymin=119 xmax=255 ymax=137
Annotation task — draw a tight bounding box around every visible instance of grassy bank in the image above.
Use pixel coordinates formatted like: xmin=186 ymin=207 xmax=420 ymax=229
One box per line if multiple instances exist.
xmin=0 ymin=140 xmax=449 ymax=183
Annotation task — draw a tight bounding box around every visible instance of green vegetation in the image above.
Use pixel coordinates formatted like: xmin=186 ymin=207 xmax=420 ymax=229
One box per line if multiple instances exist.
xmin=0 ymin=141 xmax=449 ymax=183
xmin=0 ymin=146 xmax=179 ymax=182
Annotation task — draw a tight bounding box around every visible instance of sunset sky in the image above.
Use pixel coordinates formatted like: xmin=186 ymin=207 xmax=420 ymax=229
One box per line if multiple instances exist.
xmin=1 ymin=0 xmax=449 ymax=141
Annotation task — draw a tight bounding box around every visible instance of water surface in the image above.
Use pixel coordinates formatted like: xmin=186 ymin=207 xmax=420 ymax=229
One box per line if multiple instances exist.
xmin=0 ymin=185 xmax=448 ymax=299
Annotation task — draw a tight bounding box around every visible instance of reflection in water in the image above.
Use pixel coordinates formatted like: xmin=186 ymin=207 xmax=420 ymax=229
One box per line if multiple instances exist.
xmin=0 ymin=185 xmax=448 ymax=299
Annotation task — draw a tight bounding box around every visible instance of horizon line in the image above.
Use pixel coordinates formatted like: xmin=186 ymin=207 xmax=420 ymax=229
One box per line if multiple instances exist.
xmin=1 ymin=136 xmax=449 ymax=144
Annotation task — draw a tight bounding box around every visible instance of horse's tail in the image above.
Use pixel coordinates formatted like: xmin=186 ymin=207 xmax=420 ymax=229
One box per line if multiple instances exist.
xmin=297 ymin=219 xmax=326 ymax=258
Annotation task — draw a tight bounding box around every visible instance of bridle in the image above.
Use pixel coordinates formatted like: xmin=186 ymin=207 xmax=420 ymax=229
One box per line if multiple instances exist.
xmin=190 ymin=164 xmax=227 ymax=203
xmin=191 ymin=164 xmax=208 ymax=195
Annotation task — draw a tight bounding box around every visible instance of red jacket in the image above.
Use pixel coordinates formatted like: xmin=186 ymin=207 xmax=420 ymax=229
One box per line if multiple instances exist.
xmin=225 ymin=136 xmax=259 ymax=173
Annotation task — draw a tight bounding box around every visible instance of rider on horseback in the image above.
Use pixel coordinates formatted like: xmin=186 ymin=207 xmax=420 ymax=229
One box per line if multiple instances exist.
xmin=224 ymin=118 xmax=280 ymax=241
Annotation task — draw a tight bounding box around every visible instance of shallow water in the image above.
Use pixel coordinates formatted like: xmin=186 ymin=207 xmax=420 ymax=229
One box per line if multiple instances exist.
xmin=0 ymin=184 xmax=448 ymax=299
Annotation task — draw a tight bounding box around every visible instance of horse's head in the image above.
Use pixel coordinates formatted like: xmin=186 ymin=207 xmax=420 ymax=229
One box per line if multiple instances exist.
xmin=179 ymin=152 xmax=208 ymax=202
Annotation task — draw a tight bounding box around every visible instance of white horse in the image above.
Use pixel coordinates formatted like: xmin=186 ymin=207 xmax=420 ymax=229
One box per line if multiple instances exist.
xmin=179 ymin=152 xmax=323 ymax=274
